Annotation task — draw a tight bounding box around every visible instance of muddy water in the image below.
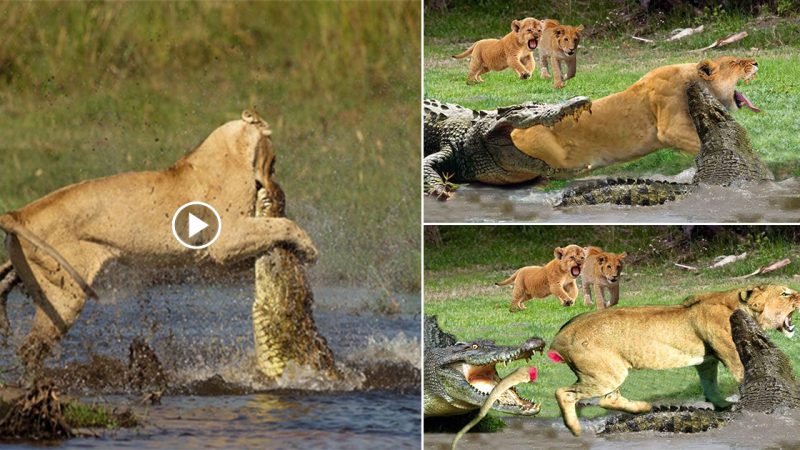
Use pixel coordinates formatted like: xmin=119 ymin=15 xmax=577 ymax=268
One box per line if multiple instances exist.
xmin=424 ymin=175 xmax=800 ymax=223
xmin=1 ymin=282 xmax=420 ymax=448
xmin=426 ymin=408 xmax=800 ymax=449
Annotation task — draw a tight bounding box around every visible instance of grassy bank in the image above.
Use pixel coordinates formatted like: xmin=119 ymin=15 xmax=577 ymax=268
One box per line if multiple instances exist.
xmin=425 ymin=4 xmax=800 ymax=181
xmin=424 ymin=225 xmax=800 ymax=419
xmin=0 ymin=2 xmax=420 ymax=291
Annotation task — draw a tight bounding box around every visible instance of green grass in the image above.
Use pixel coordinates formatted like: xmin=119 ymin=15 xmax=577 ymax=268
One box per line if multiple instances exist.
xmin=425 ymin=9 xmax=800 ymax=179
xmin=63 ymin=402 xmax=129 ymax=429
xmin=0 ymin=2 xmax=420 ymax=291
xmin=424 ymin=226 xmax=800 ymax=420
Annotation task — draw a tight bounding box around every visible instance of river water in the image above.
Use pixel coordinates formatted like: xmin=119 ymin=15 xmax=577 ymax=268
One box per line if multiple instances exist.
xmin=424 ymin=175 xmax=800 ymax=223
xmin=0 ymin=280 xmax=420 ymax=449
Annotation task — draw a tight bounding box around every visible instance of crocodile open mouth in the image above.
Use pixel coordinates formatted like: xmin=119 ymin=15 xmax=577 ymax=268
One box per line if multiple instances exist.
xmin=734 ymin=90 xmax=761 ymax=112
xmin=782 ymin=311 xmax=795 ymax=338
xmin=528 ymin=38 xmax=538 ymax=50
xmin=460 ymin=362 xmax=540 ymax=412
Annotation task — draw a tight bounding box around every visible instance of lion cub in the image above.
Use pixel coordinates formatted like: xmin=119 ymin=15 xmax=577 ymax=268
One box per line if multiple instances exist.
xmin=453 ymin=17 xmax=542 ymax=84
xmin=495 ymin=245 xmax=585 ymax=310
xmin=536 ymin=19 xmax=584 ymax=89
xmin=581 ymin=246 xmax=627 ymax=309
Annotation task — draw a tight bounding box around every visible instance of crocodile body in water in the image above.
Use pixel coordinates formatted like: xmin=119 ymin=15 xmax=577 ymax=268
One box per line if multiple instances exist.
xmin=598 ymin=309 xmax=800 ymax=434
xmin=423 ymin=97 xmax=592 ymax=199
xmin=253 ymin=181 xmax=338 ymax=379
xmin=424 ymin=315 xmax=545 ymax=417
xmin=557 ymin=82 xmax=773 ymax=207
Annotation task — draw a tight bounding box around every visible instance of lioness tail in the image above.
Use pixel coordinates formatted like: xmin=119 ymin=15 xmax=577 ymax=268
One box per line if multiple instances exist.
xmin=0 ymin=214 xmax=97 ymax=299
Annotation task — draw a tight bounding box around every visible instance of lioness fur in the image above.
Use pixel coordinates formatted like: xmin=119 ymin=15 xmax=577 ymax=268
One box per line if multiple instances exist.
xmin=453 ymin=17 xmax=542 ymax=84
xmin=550 ymin=284 xmax=800 ymax=436
xmin=510 ymin=56 xmax=759 ymax=169
xmin=495 ymin=245 xmax=585 ymax=310
xmin=536 ymin=19 xmax=584 ymax=89
xmin=0 ymin=111 xmax=318 ymax=376
xmin=581 ymin=246 xmax=626 ymax=309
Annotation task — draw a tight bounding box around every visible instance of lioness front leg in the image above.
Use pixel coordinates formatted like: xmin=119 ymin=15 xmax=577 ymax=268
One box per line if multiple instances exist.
xmin=598 ymin=389 xmax=652 ymax=414
xmin=564 ymin=57 xmax=577 ymax=80
xmin=537 ymin=53 xmax=551 ymax=79
xmin=582 ymin=281 xmax=593 ymax=306
xmin=521 ymin=53 xmax=535 ymax=74
xmin=608 ymin=284 xmax=620 ymax=306
xmin=210 ymin=217 xmax=317 ymax=265
xmin=695 ymin=358 xmax=734 ymax=410
xmin=550 ymin=280 xmax=575 ymax=306
xmin=594 ymin=284 xmax=607 ymax=309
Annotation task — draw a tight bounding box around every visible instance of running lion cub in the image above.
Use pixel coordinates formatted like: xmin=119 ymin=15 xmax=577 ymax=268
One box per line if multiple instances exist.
xmin=581 ymin=246 xmax=627 ymax=309
xmin=496 ymin=245 xmax=585 ymax=310
xmin=536 ymin=19 xmax=584 ymax=89
xmin=453 ymin=17 xmax=542 ymax=84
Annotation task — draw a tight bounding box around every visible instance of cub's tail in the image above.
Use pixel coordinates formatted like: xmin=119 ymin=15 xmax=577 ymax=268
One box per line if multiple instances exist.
xmin=495 ymin=269 xmax=520 ymax=286
xmin=452 ymin=43 xmax=476 ymax=59
xmin=0 ymin=214 xmax=97 ymax=299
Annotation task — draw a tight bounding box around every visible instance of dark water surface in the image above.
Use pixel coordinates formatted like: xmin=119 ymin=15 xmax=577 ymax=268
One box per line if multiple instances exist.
xmin=1 ymin=281 xmax=421 ymax=449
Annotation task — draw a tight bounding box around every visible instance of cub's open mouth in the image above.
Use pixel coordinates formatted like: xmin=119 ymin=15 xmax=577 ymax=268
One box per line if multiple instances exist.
xmin=782 ymin=311 xmax=795 ymax=338
xmin=734 ymin=90 xmax=761 ymax=113
xmin=570 ymin=266 xmax=581 ymax=277
xmin=528 ymin=38 xmax=538 ymax=50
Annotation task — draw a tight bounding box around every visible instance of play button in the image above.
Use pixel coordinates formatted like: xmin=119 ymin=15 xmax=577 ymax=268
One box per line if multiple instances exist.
xmin=172 ymin=201 xmax=222 ymax=249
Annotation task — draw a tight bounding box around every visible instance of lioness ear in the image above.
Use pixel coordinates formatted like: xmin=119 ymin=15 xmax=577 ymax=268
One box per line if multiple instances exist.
xmin=554 ymin=247 xmax=564 ymax=259
xmin=619 ymin=252 xmax=627 ymax=260
xmin=576 ymin=25 xmax=584 ymax=34
xmin=697 ymin=60 xmax=716 ymax=80
xmin=512 ymin=20 xmax=521 ymax=33
xmin=598 ymin=255 xmax=607 ymax=264
xmin=739 ymin=288 xmax=755 ymax=303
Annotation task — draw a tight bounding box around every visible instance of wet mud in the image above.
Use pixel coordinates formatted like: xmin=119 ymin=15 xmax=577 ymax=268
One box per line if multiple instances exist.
xmin=424 ymin=175 xmax=800 ymax=223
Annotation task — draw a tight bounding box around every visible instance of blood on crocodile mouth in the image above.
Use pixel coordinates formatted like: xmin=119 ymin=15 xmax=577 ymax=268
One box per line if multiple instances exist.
xmin=528 ymin=38 xmax=538 ymax=50
xmin=460 ymin=362 xmax=539 ymax=409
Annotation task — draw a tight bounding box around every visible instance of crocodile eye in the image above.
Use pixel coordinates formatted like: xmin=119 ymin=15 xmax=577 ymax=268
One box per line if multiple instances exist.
xmin=471 ymin=344 xmax=479 ymax=349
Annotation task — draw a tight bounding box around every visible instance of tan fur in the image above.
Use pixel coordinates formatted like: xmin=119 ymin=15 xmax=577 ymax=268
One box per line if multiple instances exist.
xmin=0 ymin=111 xmax=318 ymax=375
xmin=511 ymin=56 xmax=759 ymax=169
xmin=495 ymin=245 xmax=585 ymax=310
xmin=453 ymin=17 xmax=542 ymax=84
xmin=550 ymin=285 xmax=800 ymax=436
xmin=536 ymin=19 xmax=583 ymax=89
xmin=581 ymin=246 xmax=626 ymax=309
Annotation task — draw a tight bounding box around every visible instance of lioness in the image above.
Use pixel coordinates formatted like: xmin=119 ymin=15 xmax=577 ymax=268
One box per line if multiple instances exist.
xmin=453 ymin=17 xmax=542 ymax=84
xmin=0 ymin=111 xmax=317 ymax=376
xmin=511 ymin=56 xmax=760 ymax=169
xmin=495 ymin=245 xmax=585 ymax=310
xmin=581 ymin=246 xmax=626 ymax=309
xmin=550 ymin=284 xmax=800 ymax=436
xmin=536 ymin=19 xmax=584 ymax=89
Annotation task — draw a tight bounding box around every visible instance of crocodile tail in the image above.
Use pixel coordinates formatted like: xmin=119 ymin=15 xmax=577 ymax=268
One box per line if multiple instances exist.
xmin=452 ymin=43 xmax=475 ymax=59
xmin=0 ymin=214 xmax=97 ymax=299
xmin=557 ymin=178 xmax=692 ymax=207
xmin=598 ymin=407 xmax=727 ymax=434
xmin=495 ymin=270 xmax=519 ymax=286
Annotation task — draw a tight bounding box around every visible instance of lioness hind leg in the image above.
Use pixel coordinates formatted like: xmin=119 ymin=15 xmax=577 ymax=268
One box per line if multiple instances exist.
xmin=556 ymin=382 xmax=609 ymax=436
xmin=695 ymin=358 xmax=734 ymax=410
xmin=598 ymin=389 xmax=652 ymax=414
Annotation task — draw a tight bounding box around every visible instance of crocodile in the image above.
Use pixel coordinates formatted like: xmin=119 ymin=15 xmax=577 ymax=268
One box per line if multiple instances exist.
xmin=253 ymin=181 xmax=338 ymax=379
xmin=557 ymin=81 xmax=773 ymax=207
xmin=423 ymin=97 xmax=592 ymax=199
xmin=598 ymin=309 xmax=800 ymax=434
xmin=424 ymin=315 xmax=546 ymax=417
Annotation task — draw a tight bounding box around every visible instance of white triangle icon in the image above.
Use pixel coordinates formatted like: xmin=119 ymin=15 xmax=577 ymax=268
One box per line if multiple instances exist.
xmin=187 ymin=213 xmax=209 ymax=238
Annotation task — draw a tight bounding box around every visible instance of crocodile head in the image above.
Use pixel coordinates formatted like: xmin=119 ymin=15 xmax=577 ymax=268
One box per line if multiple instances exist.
xmin=424 ymin=317 xmax=546 ymax=417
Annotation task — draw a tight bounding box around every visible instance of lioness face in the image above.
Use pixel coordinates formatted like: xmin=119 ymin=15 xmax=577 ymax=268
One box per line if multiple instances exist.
xmin=555 ymin=245 xmax=585 ymax=279
xmin=553 ymin=25 xmax=583 ymax=57
xmin=696 ymin=56 xmax=759 ymax=112
xmin=512 ymin=18 xmax=542 ymax=51
xmin=596 ymin=251 xmax=627 ymax=284
xmin=744 ymin=285 xmax=800 ymax=338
